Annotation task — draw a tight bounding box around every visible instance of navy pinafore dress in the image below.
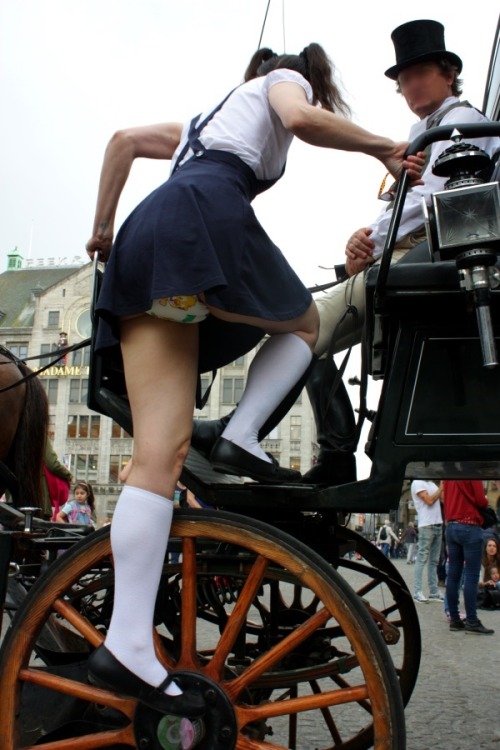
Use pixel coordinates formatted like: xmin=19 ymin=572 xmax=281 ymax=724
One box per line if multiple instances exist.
xmin=94 ymin=89 xmax=313 ymax=372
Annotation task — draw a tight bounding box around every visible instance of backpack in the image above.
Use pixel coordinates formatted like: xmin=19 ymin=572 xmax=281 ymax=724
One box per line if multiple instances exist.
xmin=379 ymin=526 xmax=388 ymax=541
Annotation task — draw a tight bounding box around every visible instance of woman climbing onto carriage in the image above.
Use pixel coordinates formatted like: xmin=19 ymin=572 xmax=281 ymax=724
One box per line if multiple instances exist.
xmin=85 ymin=42 xmax=424 ymax=717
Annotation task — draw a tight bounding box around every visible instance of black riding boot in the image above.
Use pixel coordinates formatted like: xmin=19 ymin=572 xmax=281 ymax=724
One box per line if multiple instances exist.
xmin=301 ymin=357 xmax=357 ymax=486
xmin=190 ymin=359 xmax=316 ymax=458
xmin=191 ymin=410 xmax=235 ymax=458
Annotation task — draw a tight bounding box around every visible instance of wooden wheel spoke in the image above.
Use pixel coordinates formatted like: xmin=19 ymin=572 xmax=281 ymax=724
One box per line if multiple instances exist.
xmin=381 ymin=602 xmax=400 ymax=617
xmin=179 ymin=537 xmax=199 ymax=668
xmin=354 ymin=577 xmax=381 ymax=598
xmin=52 ymin=597 xmax=104 ymax=648
xmin=225 ymin=607 xmax=330 ymax=701
xmin=236 ymin=683 xmax=370 ymax=726
xmin=153 ymin=629 xmax=177 ymax=671
xmin=310 ymin=679 xmax=342 ymax=745
xmin=236 ymin=736 xmax=289 ymax=750
xmin=19 ymin=666 xmax=135 ymax=715
xmin=290 ymin=584 xmax=303 ymax=609
xmin=330 ymin=672 xmax=373 ymax=713
xmin=19 ymin=727 xmax=135 ymax=750
xmin=205 ymin=555 xmax=269 ymax=680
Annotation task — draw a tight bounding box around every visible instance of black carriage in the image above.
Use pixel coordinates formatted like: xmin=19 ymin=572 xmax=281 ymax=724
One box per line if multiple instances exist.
xmin=0 ymin=121 xmax=499 ymax=750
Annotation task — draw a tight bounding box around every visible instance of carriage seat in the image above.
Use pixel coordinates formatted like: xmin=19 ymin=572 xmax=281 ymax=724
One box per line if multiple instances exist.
xmin=365 ymin=241 xmax=461 ymax=306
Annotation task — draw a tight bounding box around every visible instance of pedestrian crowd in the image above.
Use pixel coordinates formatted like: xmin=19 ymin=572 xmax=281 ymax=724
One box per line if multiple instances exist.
xmin=407 ymin=479 xmax=498 ymax=636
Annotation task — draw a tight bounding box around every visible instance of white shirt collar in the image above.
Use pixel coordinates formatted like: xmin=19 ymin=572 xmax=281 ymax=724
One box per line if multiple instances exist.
xmin=409 ymin=96 xmax=460 ymax=140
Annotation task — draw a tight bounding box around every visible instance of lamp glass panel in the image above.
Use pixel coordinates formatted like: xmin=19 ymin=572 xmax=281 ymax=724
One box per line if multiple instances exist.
xmin=433 ymin=183 xmax=500 ymax=249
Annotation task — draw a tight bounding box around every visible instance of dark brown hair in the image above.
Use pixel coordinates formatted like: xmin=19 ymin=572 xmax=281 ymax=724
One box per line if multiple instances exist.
xmin=74 ymin=480 xmax=96 ymax=513
xmin=244 ymin=48 xmax=277 ymax=83
xmin=482 ymin=537 xmax=500 ymax=572
xmin=247 ymin=42 xmax=351 ymax=116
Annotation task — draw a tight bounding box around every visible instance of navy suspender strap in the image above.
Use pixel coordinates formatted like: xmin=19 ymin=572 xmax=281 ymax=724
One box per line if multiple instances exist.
xmin=175 ymin=87 xmax=239 ymax=409
xmin=172 ymin=87 xmax=238 ymax=173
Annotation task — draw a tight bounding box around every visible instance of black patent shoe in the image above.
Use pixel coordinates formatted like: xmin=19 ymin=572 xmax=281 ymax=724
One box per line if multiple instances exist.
xmin=191 ymin=412 xmax=234 ymax=457
xmin=210 ymin=437 xmax=301 ymax=483
xmin=87 ymin=645 xmax=205 ymax=717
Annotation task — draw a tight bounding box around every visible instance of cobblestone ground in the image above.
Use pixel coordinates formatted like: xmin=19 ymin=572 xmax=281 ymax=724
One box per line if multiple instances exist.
xmin=383 ymin=558 xmax=500 ymax=750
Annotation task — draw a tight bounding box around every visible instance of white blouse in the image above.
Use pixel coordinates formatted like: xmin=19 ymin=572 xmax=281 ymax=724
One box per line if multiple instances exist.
xmin=172 ymin=69 xmax=313 ymax=180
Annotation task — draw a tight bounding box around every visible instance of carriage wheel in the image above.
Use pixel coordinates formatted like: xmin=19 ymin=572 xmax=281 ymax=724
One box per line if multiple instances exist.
xmin=333 ymin=526 xmax=421 ymax=707
xmin=0 ymin=510 xmax=405 ymax=750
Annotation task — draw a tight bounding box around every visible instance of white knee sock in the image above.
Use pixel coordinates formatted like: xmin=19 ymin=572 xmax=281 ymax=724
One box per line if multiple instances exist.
xmin=221 ymin=333 xmax=312 ymax=461
xmin=105 ymin=485 xmax=181 ymax=695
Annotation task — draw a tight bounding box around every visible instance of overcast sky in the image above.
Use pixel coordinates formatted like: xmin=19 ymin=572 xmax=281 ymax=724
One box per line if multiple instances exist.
xmin=1 ymin=1 xmax=498 ymax=284
xmin=1 ymin=2 xmax=498 ymax=478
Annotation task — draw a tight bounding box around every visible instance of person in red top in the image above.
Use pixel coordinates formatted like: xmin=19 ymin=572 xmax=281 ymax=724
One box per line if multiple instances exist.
xmin=442 ymin=480 xmax=494 ymax=635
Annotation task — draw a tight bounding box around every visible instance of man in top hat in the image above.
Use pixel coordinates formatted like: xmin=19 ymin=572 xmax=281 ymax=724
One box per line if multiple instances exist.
xmin=294 ymin=19 xmax=500 ymax=485
xmin=191 ymin=20 xmax=499 ymax=485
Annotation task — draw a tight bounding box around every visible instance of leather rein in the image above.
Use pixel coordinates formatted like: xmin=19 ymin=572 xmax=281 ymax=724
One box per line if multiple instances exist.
xmin=0 ymin=339 xmax=91 ymax=394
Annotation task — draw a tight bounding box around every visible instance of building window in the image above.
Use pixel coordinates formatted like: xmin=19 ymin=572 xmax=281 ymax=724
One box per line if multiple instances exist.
xmin=290 ymin=416 xmax=302 ymax=440
xmin=47 ymin=310 xmax=60 ymax=327
xmin=42 ymin=379 xmax=59 ymax=404
xmin=71 ymin=453 xmax=98 ymax=481
xmin=222 ymin=377 xmax=245 ymax=404
xmin=109 ymin=454 xmax=132 ymax=483
xmin=7 ymin=342 xmax=28 ymax=360
xmin=47 ymin=414 xmax=56 ymax=441
xmin=290 ymin=441 xmax=301 ymax=453
xmin=111 ymin=421 xmax=131 ymax=438
xmin=71 ymin=347 xmax=91 ymax=366
xmin=200 ymin=376 xmax=211 ymax=404
xmin=69 ymin=378 xmax=88 ymax=403
xmin=230 ymin=356 xmax=245 ymax=367
xmin=67 ymin=415 xmax=100 ymax=439
xmin=290 ymin=456 xmax=301 ymax=471
xmin=39 ymin=342 xmax=58 ymax=365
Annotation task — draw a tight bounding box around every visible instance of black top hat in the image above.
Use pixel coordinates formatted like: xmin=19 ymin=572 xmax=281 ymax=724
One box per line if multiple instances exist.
xmin=385 ymin=19 xmax=462 ymax=80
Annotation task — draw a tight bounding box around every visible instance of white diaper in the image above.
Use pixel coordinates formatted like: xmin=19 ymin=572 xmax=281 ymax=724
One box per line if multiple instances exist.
xmin=146 ymin=295 xmax=210 ymax=323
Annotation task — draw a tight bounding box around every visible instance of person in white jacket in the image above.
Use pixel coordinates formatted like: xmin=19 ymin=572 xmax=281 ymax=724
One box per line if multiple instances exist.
xmin=377 ymin=519 xmax=399 ymax=558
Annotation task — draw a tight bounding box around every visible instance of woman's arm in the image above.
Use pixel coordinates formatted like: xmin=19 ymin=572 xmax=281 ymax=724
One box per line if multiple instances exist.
xmin=86 ymin=122 xmax=183 ymax=261
xmin=56 ymin=510 xmax=68 ymax=523
xmin=268 ymin=82 xmax=424 ymax=183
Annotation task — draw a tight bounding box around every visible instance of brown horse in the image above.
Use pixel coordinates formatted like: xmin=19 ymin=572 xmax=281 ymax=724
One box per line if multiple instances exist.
xmin=0 ymin=351 xmax=48 ymax=509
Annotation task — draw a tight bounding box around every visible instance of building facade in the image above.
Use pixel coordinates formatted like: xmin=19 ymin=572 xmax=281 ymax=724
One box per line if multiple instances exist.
xmin=0 ymin=250 xmax=318 ymax=524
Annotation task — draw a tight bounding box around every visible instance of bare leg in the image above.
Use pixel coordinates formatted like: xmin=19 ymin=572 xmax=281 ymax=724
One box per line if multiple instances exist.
xmin=120 ymin=315 xmax=199 ymax=497
xmin=104 ymin=315 xmax=198 ymax=692
xmin=102 ymin=301 xmax=319 ymax=691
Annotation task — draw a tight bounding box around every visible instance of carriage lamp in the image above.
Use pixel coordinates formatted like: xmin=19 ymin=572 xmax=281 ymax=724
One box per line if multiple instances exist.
xmin=422 ymin=135 xmax=500 ymax=368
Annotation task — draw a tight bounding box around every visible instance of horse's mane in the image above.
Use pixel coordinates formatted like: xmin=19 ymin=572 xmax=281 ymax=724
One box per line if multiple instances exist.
xmin=0 ymin=354 xmax=49 ymax=509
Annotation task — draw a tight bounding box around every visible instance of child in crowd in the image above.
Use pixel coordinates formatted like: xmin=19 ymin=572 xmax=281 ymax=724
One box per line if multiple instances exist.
xmin=56 ymin=481 xmax=96 ymax=527
xmin=477 ymin=564 xmax=500 ymax=610
xmin=483 ymin=565 xmax=500 ymax=592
